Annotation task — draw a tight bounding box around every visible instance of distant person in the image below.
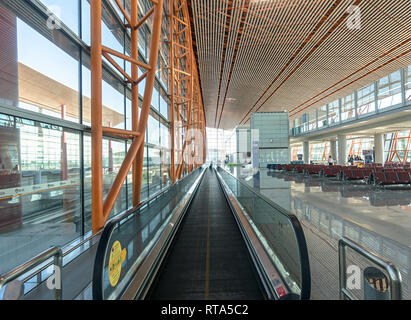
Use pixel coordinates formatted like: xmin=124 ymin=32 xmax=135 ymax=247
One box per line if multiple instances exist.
xmin=348 ymin=155 xmax=354 ymax=165
xmin=328 ymin=155 xmax=334 ymax=166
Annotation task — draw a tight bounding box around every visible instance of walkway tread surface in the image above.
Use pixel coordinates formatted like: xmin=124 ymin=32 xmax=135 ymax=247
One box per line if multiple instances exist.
xmin=149 ymin=168 xmax=263 ymax=300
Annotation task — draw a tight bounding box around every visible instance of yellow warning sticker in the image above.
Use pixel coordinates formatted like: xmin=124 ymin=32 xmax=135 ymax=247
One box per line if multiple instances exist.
xmin=108 ymin=240 xmax=127 ymax=287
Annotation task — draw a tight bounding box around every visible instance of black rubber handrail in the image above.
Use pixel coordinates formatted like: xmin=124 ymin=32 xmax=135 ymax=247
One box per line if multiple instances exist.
xmin=92 ymin=167 xmax=203 ymax=300
xmin=217 ymin=166 xmax=311 ymax=300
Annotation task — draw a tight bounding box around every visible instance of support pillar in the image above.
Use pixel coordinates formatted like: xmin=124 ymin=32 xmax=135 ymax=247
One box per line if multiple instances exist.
xmin=337 ymin=135 xmax=347 ymax=165
xmin=330 ymin=140 xmax=337 ymax=161
xmin=131 ymin=0 xmax=140 ymax=206
xmin=303 ymin=141 xmax=310 ymax=164
xmin=91 ymin=0 xmax=103 ymax=234
xmin=374 ymin=133 xmax=384 ymax=165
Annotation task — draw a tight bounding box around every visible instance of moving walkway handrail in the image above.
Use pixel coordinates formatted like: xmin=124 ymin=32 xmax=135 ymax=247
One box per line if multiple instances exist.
xmin=216 ymin=166 xmax=311 ymax=300
xmin=0 ymin=246 xmax=63 ymax=300
xmin=93 ymin=167 xmax=204 ymax=300
xmin=338 ymin=237 xmax=402 ymax=300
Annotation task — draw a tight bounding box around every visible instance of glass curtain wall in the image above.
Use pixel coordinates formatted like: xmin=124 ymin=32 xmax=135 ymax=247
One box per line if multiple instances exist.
xmin=317 ymin=105 xmax=327 ymax=128
xmin=357 ymin=83 xmax=376 ymax=115
xmin=0 ymin=0 xmax=173 ymax=273
xmin=346 ymin=137 xmax=373 ymax=158
xmin=206 ymin=127 xmax=233 ymax=164
xmin=310 ymin=142 xmax=330 ymax=163
xmin=384 ymin=131 xmax=411 ymax=163
xmin=308 ymin=110 xmax=317 ymax=131
xmin=341 ymin=93 xmax=355 ymax=121
xmin=377 ymin=70 xmax=402 ymax=110
xmin=291 ymin=145 xmax=303 ymax=161
xmin=328 ymin=100 xmax=340 ymax=125
xmin=290 ymin=64 xmax=411 ymax=135
xmin=406 ymin=66 xmax=411 ymax=103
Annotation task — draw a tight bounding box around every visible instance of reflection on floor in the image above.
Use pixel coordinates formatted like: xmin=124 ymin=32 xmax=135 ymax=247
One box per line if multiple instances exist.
xmin=228 ymin=166 xmax=411 ymax=300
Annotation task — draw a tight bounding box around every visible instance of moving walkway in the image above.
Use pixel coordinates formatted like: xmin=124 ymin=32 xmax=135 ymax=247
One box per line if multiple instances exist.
xmin=92 ymin=165 xmax=311 ymax=300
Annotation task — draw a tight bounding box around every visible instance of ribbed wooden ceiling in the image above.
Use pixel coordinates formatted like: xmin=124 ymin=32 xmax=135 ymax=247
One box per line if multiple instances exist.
xmin=189 ymin=0 xmax=411 ymax=130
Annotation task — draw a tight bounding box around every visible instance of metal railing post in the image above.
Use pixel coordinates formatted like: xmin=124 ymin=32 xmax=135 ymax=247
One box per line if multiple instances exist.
xmin=0 ymin=246 xmax=63 ymax=300
xmin=338 ymin=240 xmax=347 ymax=300
xmin=54 ymin=248 xmax=63 ymax=300
xmin=338 ymin=237 xmax=402 ymax=300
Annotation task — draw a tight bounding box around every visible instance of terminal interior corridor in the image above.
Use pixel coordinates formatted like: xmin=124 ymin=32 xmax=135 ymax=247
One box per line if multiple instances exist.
xmin=0 ymin=0 xmax=410 ymax=302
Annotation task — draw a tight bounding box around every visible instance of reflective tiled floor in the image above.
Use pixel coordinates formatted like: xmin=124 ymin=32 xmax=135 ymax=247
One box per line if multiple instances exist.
xmin=228 ymin=166 xmax=411 ymax=300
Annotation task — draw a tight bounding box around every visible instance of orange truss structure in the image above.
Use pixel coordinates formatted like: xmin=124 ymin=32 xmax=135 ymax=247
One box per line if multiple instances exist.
xmin=90 ymin=0 xmax=164 ymax=233
xmin=169 ymin=0 xmax=206 ymax=182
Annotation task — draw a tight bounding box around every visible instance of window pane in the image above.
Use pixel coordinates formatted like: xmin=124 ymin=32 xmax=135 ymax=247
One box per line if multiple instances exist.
xmin=83 ymin=135 xmax=127 ymax=231
xmin=310 ymin=142 xmax=330 ymax=162
xmin=141 ymin=146 xmax=149 ymax=201
xmin=81 ymin=0 xmax=90 ymax=44
xmin=7 ymin=18 xmax=80 ymax=122
xmin=101 ymin=8 xmax=125 ymax=76
xmin=152 ymin=84 xmax=160 ymax=111
xmin=148 ymin=147 xmax=161 ymax=195
xmin=377 ymin=70 xmax=402 ymax=110
xmin=293 ymin=117 xmax=302 ymax=135
xmin=291 ymin=145 xmax=303 ymax=161
xmin=161 ymin=150 xmax=171 ymax=187
xmin=138 ymin=68 xmax=146 ymax=95
xmin=147 ymin=114 xmax=160 ymax=145
xmin=105 ymin=139 xmax=127 ymax=218
xmin=158 ymin=56 xmax=168 ymax=90
xmin=160 ymin=123 xmax=169 ymax=149
xmin=82 ymin=66 xmax=125 ymax=128
xmin=39 ymin=0 xmax=79 ymax=35
xmin=308 ymin=110 xmax=317 ymax=130
xmin=138 ymin=27 xmax=147 ymax=59
xmin=328 ymin=100 xmax=340 ymax=125
xmin=357 ymin=83 xmax=375 ymax=115
xmin=301 ymin=114 xmax=309 ymax=132
xmin=317 ymin=105 xmax=327 ymax=128
xmin=160 ymin=90 xmax=169 ymax=119
xmin=405 ymin=66 xmax=411 ymax=103
xmin=341 ymin=93 xmax=355 ymax=121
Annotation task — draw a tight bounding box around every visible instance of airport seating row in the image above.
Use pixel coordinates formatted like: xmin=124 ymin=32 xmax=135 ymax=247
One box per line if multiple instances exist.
xmin=267 ymin=163 xmax=411 ymax=185
xmin=371 ymin=169 xmax=411 ymax=185
xmin=340 ymin=167 xmax=374 ymax=181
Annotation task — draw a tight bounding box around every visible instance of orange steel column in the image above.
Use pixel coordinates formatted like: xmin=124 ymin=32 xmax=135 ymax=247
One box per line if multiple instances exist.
xmin=134 ymin=135 xmax=145 ymax=204
xmin=403 ymin=131 xmax=411 ymax=163
xmin=169 ymin=1 xmax=176 ymax=183
xmin=174 ymin=1 xmax=182 ymax=178
xmin=91 ymin=0 xmax=104 ymax=234
xmin=131 ymin=0 xmax=140 ymax=206
xmin=188 ymin=55 xmax=194 ymax=172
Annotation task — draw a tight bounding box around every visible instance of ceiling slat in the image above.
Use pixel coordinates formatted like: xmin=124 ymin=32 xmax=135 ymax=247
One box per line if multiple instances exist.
xmin=189 ymin=0 xmax=411 ymax=129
